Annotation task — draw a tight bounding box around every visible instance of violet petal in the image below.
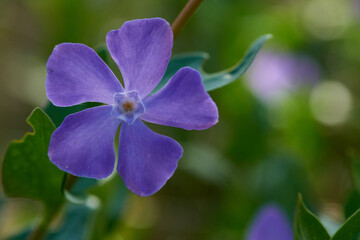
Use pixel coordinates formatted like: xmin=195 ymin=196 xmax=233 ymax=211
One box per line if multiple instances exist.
xmin=141 ymin=67 xmax=219 ymax=130
xmin=48 ymin=106 xmax=120 ymax=179
xmin=247 ymin=204 xmax=293 ymax=240
xmin=117 ymin=119 xmax=182 ymax=196
xmin=106 ymin=18 xmax=173 ymax=98
xmin=46 ymin=43 xmax=123 ymax=107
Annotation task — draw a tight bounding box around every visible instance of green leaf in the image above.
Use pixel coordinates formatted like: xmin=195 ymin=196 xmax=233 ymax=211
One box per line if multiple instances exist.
xmin=2 ymin=108 xmax=65 ymax=218
xmin=351 ymin=157 xmax=360 ymax=193
xmin=344 ymin=190 xmax=360 ymax=219
xmin=294 ymin=194 xmax=331 ymax=240
xmin=96 ymin=45 xmax=110 ymax=63
xmin=154 ymin=34 xmax=272 ymax=92
xmin=332 ymin=209 xmax=360 ymax=240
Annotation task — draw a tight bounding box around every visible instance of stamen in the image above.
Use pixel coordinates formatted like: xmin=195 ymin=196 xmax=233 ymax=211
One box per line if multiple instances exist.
xmin=122 ymin=101 xmax=134 ymax=112
xmin=112 ymin=91 xmax=144 ymax=124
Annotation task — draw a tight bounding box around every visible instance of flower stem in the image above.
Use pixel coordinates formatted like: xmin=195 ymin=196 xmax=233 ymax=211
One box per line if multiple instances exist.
xmin=27 ymin=218 xmax=51 ymax=240
xmin=27 ymin=174 xmax=78 ymax=240
xmin=171 ymin=0 xmax=204 ymax=39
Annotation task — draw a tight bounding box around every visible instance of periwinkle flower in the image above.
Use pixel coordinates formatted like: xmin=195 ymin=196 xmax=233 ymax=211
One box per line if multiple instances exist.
xmin=246 ymin=51 xmax=320 ymax=102
xmin=246 ymin=204 xmax=293 ymax=240
xmin=46 ymin=18 xmax=218 ymax=196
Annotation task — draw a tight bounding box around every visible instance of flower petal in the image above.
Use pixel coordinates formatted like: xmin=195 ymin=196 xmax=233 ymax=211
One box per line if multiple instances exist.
xmin=117 ymin=120 xmax=182 ymax=196
xmin=247 ymin=204 xmax=293 ymax=240
xmin=141 ymin=67 xmax=219 ymax=130
xmin=106 ymin=18 xmax=173 ymax=98
xmin=48 ymin=106 xmax=120 ymax=179
xmin=46 ymin=43 xmax=123 ymax=106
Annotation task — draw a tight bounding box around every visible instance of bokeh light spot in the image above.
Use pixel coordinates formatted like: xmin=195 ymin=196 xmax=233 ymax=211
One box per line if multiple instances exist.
xmin=310 ymin=81 xmax=352 ymax=126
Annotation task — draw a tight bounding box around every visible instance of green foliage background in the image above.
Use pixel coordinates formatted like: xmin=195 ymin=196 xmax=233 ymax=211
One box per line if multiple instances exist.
xmin=1 ymin=0 xmax=360 ymax=239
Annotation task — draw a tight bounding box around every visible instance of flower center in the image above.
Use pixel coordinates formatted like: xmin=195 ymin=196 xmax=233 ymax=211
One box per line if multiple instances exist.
xmin=112 ymin=91 xmax=144 ymax=124
xmin=122 ymin=101 xmax=134 ymax=112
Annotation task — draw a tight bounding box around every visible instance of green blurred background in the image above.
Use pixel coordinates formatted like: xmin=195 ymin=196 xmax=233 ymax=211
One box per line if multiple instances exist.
xmin=1 ymin=0 xmax=360 ymax=239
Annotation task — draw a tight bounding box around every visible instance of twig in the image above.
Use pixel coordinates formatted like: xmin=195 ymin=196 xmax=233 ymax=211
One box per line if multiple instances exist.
xmin=171 ymin=0 xmax=204 ymax=39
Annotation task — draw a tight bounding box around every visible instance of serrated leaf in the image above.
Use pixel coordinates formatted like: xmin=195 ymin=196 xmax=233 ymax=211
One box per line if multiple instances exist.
xmin=154 ymin=34 xmax=271 ymax=92
xmin=332 ymin=209 xmax=360 ymax=240
xmin=294 ymin=195 xmax=331 ymax=240
xmin=2 ymin=108 xmax=65 ymax=218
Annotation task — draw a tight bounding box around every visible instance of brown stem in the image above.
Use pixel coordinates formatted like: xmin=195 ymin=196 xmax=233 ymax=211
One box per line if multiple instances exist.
xmin=65 ymin=174 xmax=79 ymax=190
xmin=171 ymin=0 xmax=204 ymax=39
xmin=27 ymin=219 xmax=51 ymax=240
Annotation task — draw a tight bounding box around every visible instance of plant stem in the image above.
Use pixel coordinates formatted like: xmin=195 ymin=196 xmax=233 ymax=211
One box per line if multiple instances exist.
xmin=27 ymin=218 xmax=51 ymax=240
xmin=171 ymin=0 xmax=204 ymax=39
xmin=65 ymin=173 xmax=79 ymax=190
xmin=27 ymin=174 xmax=78 ymax=240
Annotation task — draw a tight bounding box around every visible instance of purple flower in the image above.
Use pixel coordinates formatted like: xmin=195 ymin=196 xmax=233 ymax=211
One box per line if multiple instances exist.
xmin=46 ymin=18 xmax=218 ymax=196
xmin=247 ymin=204 xmax=293 ymax=240
xmin=246 ymin=51 xmax=320 ymax=102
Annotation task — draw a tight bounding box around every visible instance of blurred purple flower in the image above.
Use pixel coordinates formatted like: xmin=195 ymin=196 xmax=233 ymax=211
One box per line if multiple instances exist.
xmin=246 ymin=51 xmax=320 ymax=101
xmin=353 ymin=0 xmax=360 ymax=19
xmin=46 ymin=18 xmax=218 ymax=196
xmin=247 ymin=204 xmax=293 ymax=240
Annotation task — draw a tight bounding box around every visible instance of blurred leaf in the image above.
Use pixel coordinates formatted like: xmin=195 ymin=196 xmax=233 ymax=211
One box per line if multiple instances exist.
xmin=6 ymin=230 xmax=31 ymax=240
xmin=181 ymin=142 xmax=232 ymax=184
xmin=96 ymin=45 xmax=109 ymax=64
xmin=252 ymin=154 xmax=310 ymax=216
xmin=88 ymin=176 xmax=127 ymax=239
xmin=46 ymin=204 xmax=97 ymax=240
xmin=68 ymin=177 xmax=98 ymax=199
xmin=319 ymin=215 xmax=341 ymax=237
xmin=2 ymin=108 xmax=65 ymax=218
xmin=203 ymin=34 xmax=272 ymax=91
xmin=332 ymin=209 xmax=360 ymax=240
xmin=154 ymin=34 xmax=272 ymax=92
xmin=351 ymin=157 xmax=360 ymax=193
xmin=344 ymin=190 xmax=360 ymax=219
xmin=294 ymin=195 xmax=330 ymax=240
xmin=7 ymin=204 xmax=97 ymax=240
xmin=281 ymin=92 xmax=324 ymax=162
